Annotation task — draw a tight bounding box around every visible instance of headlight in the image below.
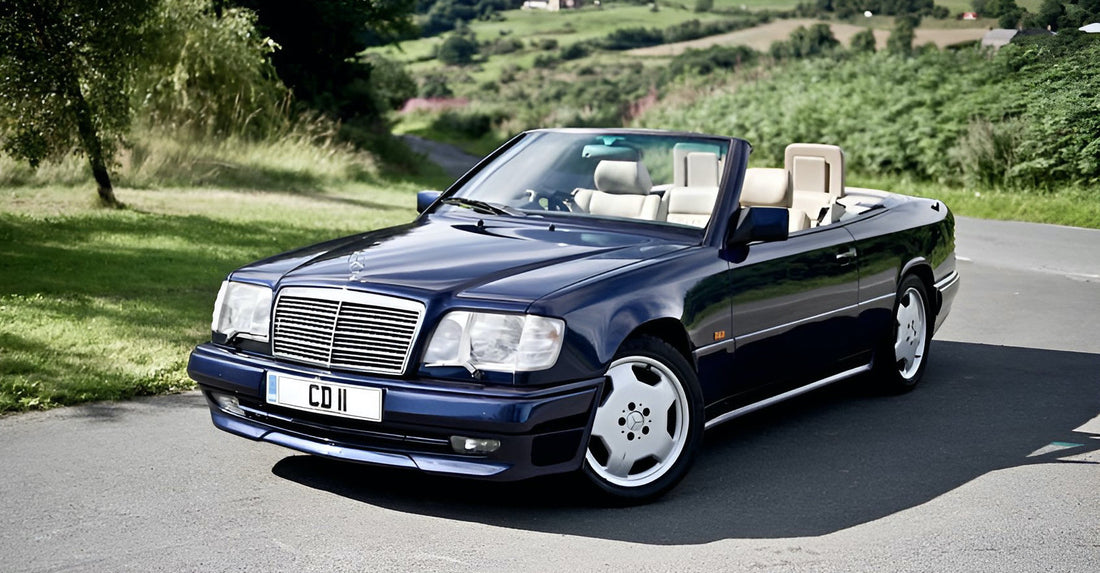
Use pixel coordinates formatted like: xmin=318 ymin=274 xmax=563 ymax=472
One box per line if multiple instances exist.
xmin=423 ymin=311 xmax=565 ymax=373
xmin=211 ymin=281 xmax=273 ymax=342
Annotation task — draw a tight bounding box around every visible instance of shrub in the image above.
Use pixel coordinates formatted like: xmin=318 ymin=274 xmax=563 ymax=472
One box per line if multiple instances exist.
xmin=438 ymin=33 xmax=478 ymax=65
xmin=770 ymin=23 xmax=839 ymax=60
xmin=419 ymin=74 xmax=454 ymax=98
xmin=850 ymin=29 xmax=876 ymax=54
xmin=136 ymin=0 xmax=289 ymax=138
xmin=487 ymin=37 xmax=523 ymax=55
xmin=559 ymin=42 xmax=591 ymax=60
xmin=430 ymin=108 xmax=508 ymax=138
xmin=532 ymin=53 xmax=560 ymax=69
xmin=666 ymin=45 xmax=758 ymax=77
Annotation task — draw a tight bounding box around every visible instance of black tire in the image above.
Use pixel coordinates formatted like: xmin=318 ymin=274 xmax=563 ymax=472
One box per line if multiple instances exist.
xmin=581 ymin=336 xmax=704 ymax=504
xmin=875 ymin=275 xmax=933 ymax=393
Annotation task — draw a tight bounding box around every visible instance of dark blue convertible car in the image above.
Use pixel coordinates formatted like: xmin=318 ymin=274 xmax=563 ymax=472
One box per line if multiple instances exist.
xmin=188 ymin=128 xmax=958 ymax=501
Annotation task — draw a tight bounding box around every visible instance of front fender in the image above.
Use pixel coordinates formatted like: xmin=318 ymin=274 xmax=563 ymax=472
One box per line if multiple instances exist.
xmin=520 ymin=247 xmax=729 ymax=385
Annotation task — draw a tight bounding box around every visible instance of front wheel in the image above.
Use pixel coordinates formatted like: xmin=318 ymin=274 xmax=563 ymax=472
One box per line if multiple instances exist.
xmin=582 ymin=336 xmax=703 ymax=503
xmin=875 ymin=275 xmax=933 ymax=392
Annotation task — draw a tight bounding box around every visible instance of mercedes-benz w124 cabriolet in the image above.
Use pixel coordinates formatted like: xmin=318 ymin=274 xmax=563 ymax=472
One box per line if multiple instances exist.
xmin=188 ymin=128 xmax=958 ymax=501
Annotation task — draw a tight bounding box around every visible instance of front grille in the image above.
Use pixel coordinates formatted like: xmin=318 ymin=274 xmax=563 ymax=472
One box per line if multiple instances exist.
xmin=271 ymin=287 xmax=424 ymax=375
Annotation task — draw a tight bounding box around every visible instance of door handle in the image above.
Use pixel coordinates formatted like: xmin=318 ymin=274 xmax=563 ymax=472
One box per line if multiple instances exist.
xmin=836 ymin=247 xmax=857 ymax=264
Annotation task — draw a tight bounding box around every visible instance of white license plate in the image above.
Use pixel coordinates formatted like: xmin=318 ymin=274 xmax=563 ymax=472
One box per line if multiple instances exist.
xmin=266 ymin=373 xmax=382 ymax=422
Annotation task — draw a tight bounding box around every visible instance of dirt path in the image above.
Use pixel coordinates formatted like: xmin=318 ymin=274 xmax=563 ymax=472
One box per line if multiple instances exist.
xmin=401 ymin=135 xmax=482 ymax=179
xmin=627 ymin=19 xmax=988 ymax=56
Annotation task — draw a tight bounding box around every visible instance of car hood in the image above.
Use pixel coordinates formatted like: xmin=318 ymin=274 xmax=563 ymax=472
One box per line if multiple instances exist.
xmin=230 ymin=214 xmax=690 ymax=305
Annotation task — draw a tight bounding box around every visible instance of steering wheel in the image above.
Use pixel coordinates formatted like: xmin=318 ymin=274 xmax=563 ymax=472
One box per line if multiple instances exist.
xmin=525 ymin=189 xmax=575 ymax=212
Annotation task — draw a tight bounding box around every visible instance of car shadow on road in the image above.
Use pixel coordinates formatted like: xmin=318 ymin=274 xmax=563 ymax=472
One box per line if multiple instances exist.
xmin=271 ymin=341 xmax=1100 ymax=545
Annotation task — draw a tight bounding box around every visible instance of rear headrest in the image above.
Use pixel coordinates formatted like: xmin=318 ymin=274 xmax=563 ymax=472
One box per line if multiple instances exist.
xmin=784 ymin=143 xmax=844 ymax=198
xmin=740 ymin=168 xmax=791 ymax=208
xmin=594 ymin=160 xmax=653 ymax=195
xmin=685 ymin=152 xmax=720 ymax=187
xmin=791 ymin=156 xmax=828 ymax=194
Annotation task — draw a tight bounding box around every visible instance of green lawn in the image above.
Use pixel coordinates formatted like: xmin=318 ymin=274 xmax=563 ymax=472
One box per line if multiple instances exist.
xmin=0 ymin=184 xmax=417 ymax=413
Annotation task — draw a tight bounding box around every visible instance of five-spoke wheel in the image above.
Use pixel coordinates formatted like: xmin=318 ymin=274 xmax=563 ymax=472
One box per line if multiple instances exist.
xmin=877 ymin=275 xmax=933 ymax=391
xmin=583 ymin=336 xmax=702 ymax=502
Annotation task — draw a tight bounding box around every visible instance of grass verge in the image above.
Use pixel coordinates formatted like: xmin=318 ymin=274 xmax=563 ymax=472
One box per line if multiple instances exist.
xmin=0 ymin=131 xmax=429 ymax=413
xmin=850 ymin=176 xmax=1100 ymax=229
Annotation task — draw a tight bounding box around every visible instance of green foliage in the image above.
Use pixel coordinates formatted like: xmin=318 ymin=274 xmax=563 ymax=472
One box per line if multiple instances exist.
xmin=229 ymin=0 xmax=416 ymax=140
xmin=599 ymin=16 xmax=771 ymax=51
xmin=560 ymin=42 xmax=592 ymax=60
xmin=666 ymin=45 xmax=759 ymax=77
xmin=418 ymin=0 xmax=522 ymax=37
xmin=438 ymin=32 xmax=480 ymax=65
xmin=0 ymin=0 xmax=157 ymax=205
xmin=486 ymin=36 xmax=524 ymax=55
xmin=998 ymin=5 xmax=1023 ymax=27
xmin=430 ymin=108 xmax=509 ymax=139
xmin=365 ymin=55 xmax=419 ymax=111
xmin=770 ymin=23 xmax=840 ymax=60
xmin=641 ymin=34 xmax=1100 ymax=189
xmin=419 ymin=74 xmax=455 ymax=98
xmin=851 ymin=28 xmax=878 ymax=53
xmin=887 ymin=15 xmax=918 ymax=54
xmin=695 ymin=0 xmax=715 ymax=12
xmin=136 ymin=0 xmax=289 ymax=139
xmin=813 ymin=0 xmax=944 ymax=17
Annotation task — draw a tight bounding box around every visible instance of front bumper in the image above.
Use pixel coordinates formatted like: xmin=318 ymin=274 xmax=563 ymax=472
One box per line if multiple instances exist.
xmin=187 ymin=343 xmax=602 ymax=481
xmin=933 ymin=270 xmax=960 ymax=334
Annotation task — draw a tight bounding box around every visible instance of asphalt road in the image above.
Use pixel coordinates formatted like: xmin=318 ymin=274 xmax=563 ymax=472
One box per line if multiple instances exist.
xmin=2 ymin=217 xmax=1098 ymax=573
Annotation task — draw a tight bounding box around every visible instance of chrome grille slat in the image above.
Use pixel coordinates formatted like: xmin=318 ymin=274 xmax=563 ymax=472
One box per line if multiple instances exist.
xmin=271 ymin=288 xmax=424 ymax=375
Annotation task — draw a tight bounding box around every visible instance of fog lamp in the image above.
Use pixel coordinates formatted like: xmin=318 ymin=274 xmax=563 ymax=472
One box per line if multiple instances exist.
xmin=212 ymin=392 xmax=245 ymax=416
xmin=450 ymin=436 xmax=501 ymax=455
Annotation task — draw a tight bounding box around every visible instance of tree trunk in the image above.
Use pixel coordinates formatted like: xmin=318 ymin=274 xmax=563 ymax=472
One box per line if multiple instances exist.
xmin=68 ymin=76 xmax=120 ymax=208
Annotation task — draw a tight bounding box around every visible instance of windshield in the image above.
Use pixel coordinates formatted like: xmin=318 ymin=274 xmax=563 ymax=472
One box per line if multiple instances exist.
xmin=445 ymin=131 xmax=732 ymax=229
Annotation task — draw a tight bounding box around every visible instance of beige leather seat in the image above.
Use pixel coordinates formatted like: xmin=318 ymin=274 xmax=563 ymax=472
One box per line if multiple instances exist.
xmin=740 ymin=167 xmax=811 ymax=232
xmin=573 ymin=160 xmax=661 ymax=220
xmin=785 ymin=143 xmax=845 ymax=227
xmin=663 ymin=152 xmax=722 ymax=228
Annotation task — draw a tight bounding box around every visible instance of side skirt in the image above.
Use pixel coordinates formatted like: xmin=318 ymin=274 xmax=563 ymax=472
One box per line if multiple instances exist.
xmin=704 ymin=364 xmax=872 ymax=430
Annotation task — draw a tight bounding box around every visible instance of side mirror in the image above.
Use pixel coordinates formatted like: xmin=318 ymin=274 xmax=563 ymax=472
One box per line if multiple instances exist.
xmin=417 ymin=190 xmax=442 ymax=214
xmin=726 ymin=206 xmax=789 ymax=247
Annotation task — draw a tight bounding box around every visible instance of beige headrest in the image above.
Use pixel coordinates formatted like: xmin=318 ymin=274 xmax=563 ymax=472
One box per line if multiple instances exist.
xmin=594 ymin=160 xmax=653 ymax=195
xmin=685 ymin=152 xmax=720 ymax=187
xmin=784 ymin=143 xmax=845 ymax=198
xmin=792 ymin=156 xmax=827 ymax=194
xmin=740 ymin=167 xmax=791 ymax=208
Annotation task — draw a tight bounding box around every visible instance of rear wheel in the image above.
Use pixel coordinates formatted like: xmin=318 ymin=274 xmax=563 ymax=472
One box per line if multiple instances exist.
xmin=582 ymin=336 xmax=703 ymax=503
xmin=876 ymin=275 xmax=932 ymax=392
